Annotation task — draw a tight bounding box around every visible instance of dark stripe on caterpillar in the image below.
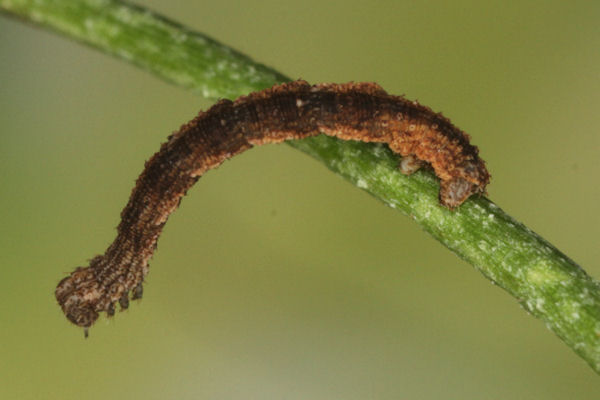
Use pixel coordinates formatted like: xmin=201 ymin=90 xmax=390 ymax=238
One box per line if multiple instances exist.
xmin=55 ymin=80 xmax=490 ymax=333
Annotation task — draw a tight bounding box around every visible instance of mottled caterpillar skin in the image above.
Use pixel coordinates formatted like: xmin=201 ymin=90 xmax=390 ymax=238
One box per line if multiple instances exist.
xmin=56 ymin=80 xmax=490 ymax=333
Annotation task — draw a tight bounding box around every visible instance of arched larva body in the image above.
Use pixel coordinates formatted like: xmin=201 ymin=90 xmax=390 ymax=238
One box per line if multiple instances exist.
xmin=56 ymin=80 xmax=490 ymax=331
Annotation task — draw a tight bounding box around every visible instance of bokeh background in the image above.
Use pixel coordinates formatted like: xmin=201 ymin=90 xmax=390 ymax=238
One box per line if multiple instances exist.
xmin=1 ymin=0 xmax=599 ymax=398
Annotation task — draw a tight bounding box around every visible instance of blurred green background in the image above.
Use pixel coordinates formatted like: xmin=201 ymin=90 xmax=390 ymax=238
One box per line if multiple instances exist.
xmin=1 ymin=0 xmax=599 ymax=398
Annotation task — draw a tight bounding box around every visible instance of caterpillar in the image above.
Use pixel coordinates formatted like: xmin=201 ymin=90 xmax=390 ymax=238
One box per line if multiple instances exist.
xmin=55 ymin=80 xmax=490 ymax=334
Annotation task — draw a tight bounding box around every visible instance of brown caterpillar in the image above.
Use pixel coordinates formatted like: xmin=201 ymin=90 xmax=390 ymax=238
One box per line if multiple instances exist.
xmin=55 ymin=80 xmax=490 ymax=334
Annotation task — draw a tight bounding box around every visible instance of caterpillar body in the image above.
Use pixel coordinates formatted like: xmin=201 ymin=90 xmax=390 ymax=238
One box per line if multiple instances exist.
xmin=56 ymin=80 xmax=490 ymax=333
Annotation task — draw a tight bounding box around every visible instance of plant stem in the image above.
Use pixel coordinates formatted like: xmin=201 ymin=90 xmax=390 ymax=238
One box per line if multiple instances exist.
xmin=2 ymin=0 xmax=600 ymax=373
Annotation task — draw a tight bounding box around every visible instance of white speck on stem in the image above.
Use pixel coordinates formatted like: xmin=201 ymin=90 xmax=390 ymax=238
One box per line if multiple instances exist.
xmin=84 ymin=19 xmax=95 ymax=31
xmin=216 ymin=60 xmax=228 ymax=71
xmin=171 ymin=31 xmax=188 ymax=43
xmin=114 ymin=6 xmax=135 ymax=23
xmin=535 ymin=298 xmax=546 ymax=312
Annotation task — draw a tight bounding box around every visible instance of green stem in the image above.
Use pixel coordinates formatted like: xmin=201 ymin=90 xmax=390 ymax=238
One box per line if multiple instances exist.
xmin=2 ymin=0 xmax=599 ymax=373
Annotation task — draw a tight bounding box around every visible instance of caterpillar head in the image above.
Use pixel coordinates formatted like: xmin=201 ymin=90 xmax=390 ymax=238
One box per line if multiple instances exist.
xmin=56 ymin=255 xmax=145 ymax=336
xmin=55 ymin=265 xmax=102 ymax=329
